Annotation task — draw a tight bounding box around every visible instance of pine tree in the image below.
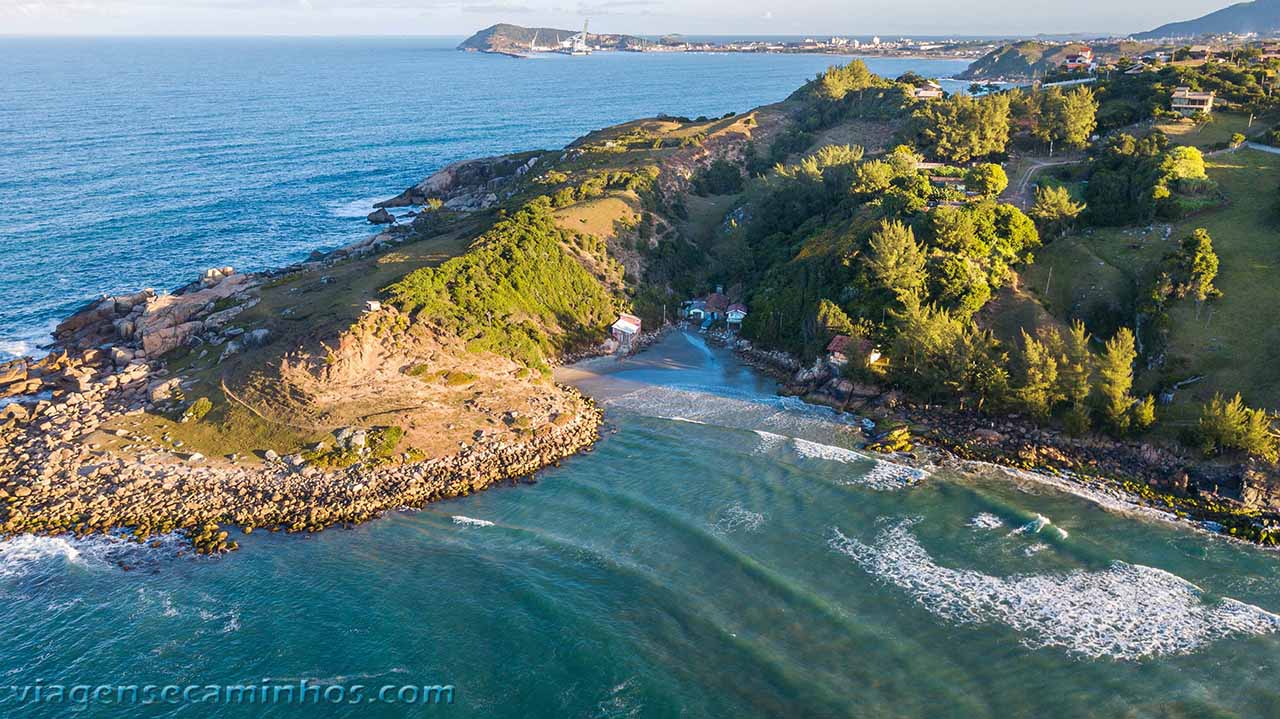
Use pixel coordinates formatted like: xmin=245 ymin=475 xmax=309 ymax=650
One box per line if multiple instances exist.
xmin=1132 ymin=395 xmax=1157 ymax=431
xmin=1097 ymin=327 xmax=1137 ymax=433
xmin=1017 ymin=330 xmax=1060 ymax=421
xmin=864 ymin=220 xmax=927 ymax=303
xmin=1200 ymin=393 xmax=1279 ymax=462
xmin=1183 ymin=228 xmax=1219 ymax=302
xmin=1029 ymin=185 xmax=1085 ymax=237
xmin=1058 ymin=320 xmax=1094 ymax=409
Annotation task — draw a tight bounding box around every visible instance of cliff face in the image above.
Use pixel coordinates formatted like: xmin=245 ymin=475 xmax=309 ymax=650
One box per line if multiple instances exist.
xmin=1136 ymin=0 xmax=1280 ymax=39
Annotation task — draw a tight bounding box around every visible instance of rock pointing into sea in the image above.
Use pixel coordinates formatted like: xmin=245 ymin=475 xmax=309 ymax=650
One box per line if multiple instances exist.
xmin=367 ymin=208 xmax=395 ymax=224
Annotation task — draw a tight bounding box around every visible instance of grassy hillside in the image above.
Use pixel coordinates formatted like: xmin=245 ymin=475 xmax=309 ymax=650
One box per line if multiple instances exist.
xmin=959 ymin=40 xmax=1154 ymax=80
xmin=1020 ymin=149 xmax=1280 ymax=417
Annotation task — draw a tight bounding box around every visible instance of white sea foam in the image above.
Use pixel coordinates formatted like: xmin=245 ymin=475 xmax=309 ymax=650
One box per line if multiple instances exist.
xmin=967 ymin=513 xmax=1005 ymax=530
xmin=0 ymin=536 xmax=86 ymax=579
xmin=328 ymin=196 xmax=397 ymax=218
xmin=791 ymin=436 xmax=864 ymax=463
xmin=830 ymin=519 xmax=1280 ymax=661
xmin=605 ymin=386 xmax=924 ymax=489
xmin=792 ymin=438 xmax=926 ymax=490
xmin=859 ymin=461 xmax=928 ymax=491
xmin=452 ymin=516 xmax=495 ymax=528
xmin=751 ymin=429 xmax=787 ymax=455
xmin=712 ymin=503 xmax=766 ymax=534
xmin=0 ymin=532 xmax=186 ymax=579
xmin=1024 ymin=542 xmax=1049 ymax=557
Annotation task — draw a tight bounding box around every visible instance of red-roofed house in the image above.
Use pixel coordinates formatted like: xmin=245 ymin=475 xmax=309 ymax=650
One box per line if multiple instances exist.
xmin=611 ymin=313 xmax=642 ymax=353
xmin=726 ymin=303 xmax=748 ymax=328
xmin=826 ymin=335 xmax=881 ymax=368
xmin=1062 ymin=47 xmax=1094 ymax=72
xmin=705 ymin=293 xmax=729 ymax=318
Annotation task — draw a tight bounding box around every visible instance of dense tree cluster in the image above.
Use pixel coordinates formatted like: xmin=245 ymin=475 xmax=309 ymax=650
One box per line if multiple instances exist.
xmin=1027 ymin=86 xmax=1099 ymax=154
xmin=910 ymin=93 xmax=1012 ymax=163
xmin=1199 ymin=393 xmax=1279 ymax=462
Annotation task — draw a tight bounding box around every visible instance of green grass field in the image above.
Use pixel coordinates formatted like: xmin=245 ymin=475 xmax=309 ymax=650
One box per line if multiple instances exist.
xmin=1016 ymin=148 xmax=1280 ymax=417
xmin=1156 ymin=111 xmax=1256 ymax=149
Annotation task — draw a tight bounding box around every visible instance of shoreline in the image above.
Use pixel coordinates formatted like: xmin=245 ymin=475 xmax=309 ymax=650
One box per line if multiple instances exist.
xmin=710 ymin=332 xmax=1280 ymax=546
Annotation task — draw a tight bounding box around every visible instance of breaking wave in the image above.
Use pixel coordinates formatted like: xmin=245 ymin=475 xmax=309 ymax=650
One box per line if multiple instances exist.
xmin=829 ymin=518 xmax=1280 ymax=661
xmin=607 ymin=386 xmax=928 ymax=491
xmin=0 ymin=533 xmax=186 ymax=580
xmin=791 ymin=438 xmax=926 ymax=491
xmin=452 ymin=516 xmax=495 ymax=528
xmin=1008 ymin=513 xmax=1069 ymax=540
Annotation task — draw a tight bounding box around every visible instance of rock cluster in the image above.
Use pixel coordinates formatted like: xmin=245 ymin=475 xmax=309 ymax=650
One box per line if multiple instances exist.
xmin=0 ymin=336 xmax=603 ymax=554
xmin=53 ymin=269 xmax=261 ymax=362
xmin=375 ymin=154 xmax=540 ymax=211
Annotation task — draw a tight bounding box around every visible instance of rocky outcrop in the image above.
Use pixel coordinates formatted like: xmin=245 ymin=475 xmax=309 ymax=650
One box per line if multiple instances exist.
xmin=367 ymin=208 xmax=395 ymax=224
xmin=52 ymin=269 xmax=260 ymax=362
xmin=376 ymin=153 xmax=540 ymax=211
xmin=0 ymin=339 xmax=603 ymax=554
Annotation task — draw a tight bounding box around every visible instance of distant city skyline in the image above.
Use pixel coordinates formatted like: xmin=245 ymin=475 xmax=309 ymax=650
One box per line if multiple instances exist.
xmin=0 ymin=0 xmax=1232 ymax=37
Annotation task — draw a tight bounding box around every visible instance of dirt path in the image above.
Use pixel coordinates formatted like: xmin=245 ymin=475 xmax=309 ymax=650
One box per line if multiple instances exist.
xmin=1004 ymin=156 xmax=1082 ymax=209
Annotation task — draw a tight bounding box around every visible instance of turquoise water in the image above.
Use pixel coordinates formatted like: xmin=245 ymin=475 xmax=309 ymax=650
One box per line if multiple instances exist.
xmin=0 ymin=37 xmax=968 ymax=359
xmin=3 ymin=332 xmax=1280 ymax=717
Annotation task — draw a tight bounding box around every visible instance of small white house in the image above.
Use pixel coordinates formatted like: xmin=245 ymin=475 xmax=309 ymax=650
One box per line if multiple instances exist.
xmin=611 ymin=313 xmax=642 ymax=353
xmin=912 ymin=81 xmax=944 ymax=100
xmin=726 ymin=303 xmax=748 ymax=328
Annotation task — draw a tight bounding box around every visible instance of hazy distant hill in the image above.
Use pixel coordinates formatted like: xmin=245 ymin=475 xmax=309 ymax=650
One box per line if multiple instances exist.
xmin=1135 ymin=0 xmax=1280 ymax=39
xmin=958 ymin=40 xmax=1151 ymax=80
xmin=458 ymin=23 xmax=647 ymax=53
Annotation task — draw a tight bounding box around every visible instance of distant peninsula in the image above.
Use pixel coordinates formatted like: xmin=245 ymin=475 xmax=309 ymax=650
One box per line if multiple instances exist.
xmin=458 ymin=23 xmax=647 ymax=55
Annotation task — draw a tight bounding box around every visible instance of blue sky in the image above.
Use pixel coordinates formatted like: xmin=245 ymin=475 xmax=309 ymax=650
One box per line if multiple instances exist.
xmin=0 ymin=0 xmax=1231 ymax=37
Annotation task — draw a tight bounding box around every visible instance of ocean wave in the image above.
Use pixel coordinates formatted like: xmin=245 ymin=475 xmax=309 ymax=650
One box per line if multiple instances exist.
xmin=0 ymin=319 xmax=57 ymax=361
xmin=751 ymin=429 xmax=787 ymax=455
xmin=829 ymin=519 xmax=1280 ymax=661
xmin=712 ymin=503 xmax=766 ymax=535
xmin=791 ymin=436 xmax=865 ymax=464
xmin=452 ymin=516 xmax=495 ymax=528
xmin=328 ymin=196 xmax=399 ymax=218
xmin=1008 ymin=513 xmax=1069 ymax=540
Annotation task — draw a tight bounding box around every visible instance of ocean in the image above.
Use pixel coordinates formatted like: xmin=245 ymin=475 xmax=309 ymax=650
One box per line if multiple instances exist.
xmin=4 ymin=37 xmax=1280 ymax=719
xmin=0 ymin=36 xmax=967 ymax=360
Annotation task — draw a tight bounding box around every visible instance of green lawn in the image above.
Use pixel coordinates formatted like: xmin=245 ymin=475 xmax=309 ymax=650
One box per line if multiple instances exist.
xmin=1159 ymin=150 xmax=1280 ymax=411
xmin=1155 ymin=111 xmax=1256 ymax=149
xmin=1020 ymin=149 xmax=1280 ymax=414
